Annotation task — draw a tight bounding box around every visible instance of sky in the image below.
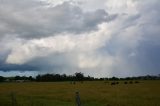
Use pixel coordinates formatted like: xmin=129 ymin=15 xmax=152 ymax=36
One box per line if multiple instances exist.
xmin=0 ymin=0 xmax=160 ymax=77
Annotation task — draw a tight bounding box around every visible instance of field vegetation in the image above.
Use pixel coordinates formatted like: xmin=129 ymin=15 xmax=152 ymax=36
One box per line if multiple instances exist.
xmin=0 ymin=80 xmax=160 ymax=106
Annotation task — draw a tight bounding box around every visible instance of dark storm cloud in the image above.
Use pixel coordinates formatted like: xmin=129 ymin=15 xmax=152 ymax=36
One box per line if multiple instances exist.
xmin=135 ymin=41 xmax=160 ymax=73
xmin=93 ymin=0 xmax=160 ymax=77
xmin=0 ymin=53 xmax=76 ymax=73
xmin=0 ymin=0 xmax=116 ymax=39
xmin=0 ymin=50 xmax=38 ymax=71
xmin=0 ymin=63 xmax=38 ymax=71
xmin=0 ymin=0 xmax=160 ymax=77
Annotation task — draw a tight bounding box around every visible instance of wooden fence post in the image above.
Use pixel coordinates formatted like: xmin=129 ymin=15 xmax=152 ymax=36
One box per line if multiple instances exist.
xmin=75 ymin=91 xmax=81 ymax=106
xmin=11 ymin=92 xmax=17 ymax=106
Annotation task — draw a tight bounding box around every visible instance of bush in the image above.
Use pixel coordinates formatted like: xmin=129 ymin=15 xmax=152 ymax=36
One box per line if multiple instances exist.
xmin=0 ymin=76 xmax=5 ymax=82
xmin=124 ymin=81 xmax=128 ymax=84
xmin=111 ymin=82 xmax=116 ymax=85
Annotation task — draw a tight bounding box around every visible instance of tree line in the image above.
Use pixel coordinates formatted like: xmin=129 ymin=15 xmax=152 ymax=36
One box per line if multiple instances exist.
xmin=0 ymin=73 xmax=160 ymax=82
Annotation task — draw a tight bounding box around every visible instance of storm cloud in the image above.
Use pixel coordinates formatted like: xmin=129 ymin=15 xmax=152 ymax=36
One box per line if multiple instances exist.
xmin=0 ymin=0 xmax=160 ymax=77
xmin=0 ymin=0 xmax=117 ymax=39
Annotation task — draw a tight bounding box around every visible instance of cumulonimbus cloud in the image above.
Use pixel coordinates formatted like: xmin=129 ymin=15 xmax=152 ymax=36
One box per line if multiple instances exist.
xmin=0 ymin=0 xmax=160 ymax=77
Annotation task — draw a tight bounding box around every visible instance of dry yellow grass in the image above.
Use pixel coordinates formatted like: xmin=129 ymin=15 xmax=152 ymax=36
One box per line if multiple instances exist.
xmin=0 ymin=80 xmax=160 ymax=106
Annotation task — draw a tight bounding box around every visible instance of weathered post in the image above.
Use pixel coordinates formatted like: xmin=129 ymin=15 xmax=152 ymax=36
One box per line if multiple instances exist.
xmin=30 ymin=96 xmax=34 ymax=106
xmin=11 ymin=92 xmax=17 ymax=106
xmin=75 ymin=91 xmax=81 ymax=106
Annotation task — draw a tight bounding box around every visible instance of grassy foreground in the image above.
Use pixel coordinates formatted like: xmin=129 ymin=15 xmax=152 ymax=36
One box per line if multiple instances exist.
xmin=0 ymin=80 xmax=160 ymax=106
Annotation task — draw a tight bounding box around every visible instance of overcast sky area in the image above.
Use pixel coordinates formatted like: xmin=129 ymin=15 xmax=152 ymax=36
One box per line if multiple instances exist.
xmin=0 ymin=0 xmax=160 ymax=77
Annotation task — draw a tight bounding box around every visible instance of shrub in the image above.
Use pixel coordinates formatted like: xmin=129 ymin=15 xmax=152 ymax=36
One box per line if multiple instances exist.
xmin=0 ymin=76 xmax=5 ymax=82
xmin=124 ymin=81 xmax=128 ymax=84
xmin=111 ymin=82 xmax=116 ymax=85
xmin=135 ymin=81 xmax=139 ymax=83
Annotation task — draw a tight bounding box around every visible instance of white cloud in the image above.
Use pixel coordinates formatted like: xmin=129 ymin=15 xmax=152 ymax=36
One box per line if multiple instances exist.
xmin=6 ymin=22 xmax=111 ymax=64
xmin=1 ymin=0 xmax=160 ymax=77
xmin=105 ymin=0 xmax=138 ymax=14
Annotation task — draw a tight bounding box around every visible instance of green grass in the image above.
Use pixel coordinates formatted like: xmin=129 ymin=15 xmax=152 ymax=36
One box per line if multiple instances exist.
xmin=0 ymin=80 xmax=160 ymax=106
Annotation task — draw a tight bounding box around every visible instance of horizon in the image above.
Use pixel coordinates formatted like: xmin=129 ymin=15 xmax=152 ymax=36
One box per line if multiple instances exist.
xmin=0 ymin=71 xmax=160 ymax=79
xmin=0 ymin=0 xmax=160 ymax=77
xmin=1 ymin=72 xmax=160 ymax=79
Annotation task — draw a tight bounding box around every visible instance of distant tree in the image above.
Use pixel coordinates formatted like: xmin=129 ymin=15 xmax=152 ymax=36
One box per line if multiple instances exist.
xmin=109 ymin=76 xmax=119 ymax=80
xmin=62 ymin=74 xmax=67 ymax=79
xmin=14 ymin=76 xmax=21 ymax=80
xmin=0 ymin=76 xmax=5 ymax=82
xmin=36 ymin=75 xmax=41 ymax=81
xmin=28 ymin=76 xmax=34 ymax=81
xmin=99 ymin=78 xmax=105 ymax=81
xmin=75 ymin=72 xmax=84 ymax=81
xmin=125 ymin=77 xmax=132 ymax=80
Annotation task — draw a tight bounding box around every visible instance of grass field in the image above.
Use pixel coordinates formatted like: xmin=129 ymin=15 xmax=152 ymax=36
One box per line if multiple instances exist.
xmin=0 ymin=80 xmax=160 ymax=106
